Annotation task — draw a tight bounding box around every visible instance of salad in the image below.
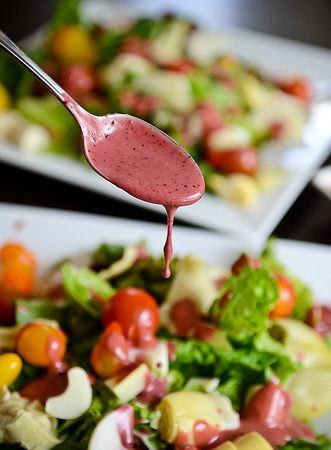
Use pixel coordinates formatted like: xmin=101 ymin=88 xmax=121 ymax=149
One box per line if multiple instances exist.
xmin=0 ymin=0 xmax=311 ymax=206
xmin=0 ymin=238 xmax=331 ymax=450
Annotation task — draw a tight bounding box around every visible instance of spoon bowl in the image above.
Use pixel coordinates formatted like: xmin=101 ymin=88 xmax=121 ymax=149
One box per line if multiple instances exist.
xmin=66 ymin=99 xmax=203 ymax=206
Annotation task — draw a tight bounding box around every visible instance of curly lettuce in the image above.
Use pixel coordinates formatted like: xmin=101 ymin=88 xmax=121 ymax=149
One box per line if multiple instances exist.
xmin=210 ymin=265 xmax=278 ymax=342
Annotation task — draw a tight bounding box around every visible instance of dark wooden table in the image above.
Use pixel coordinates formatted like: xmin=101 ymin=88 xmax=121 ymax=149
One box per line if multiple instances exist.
xmin=1 ymin=153 xmax=331 ymax=245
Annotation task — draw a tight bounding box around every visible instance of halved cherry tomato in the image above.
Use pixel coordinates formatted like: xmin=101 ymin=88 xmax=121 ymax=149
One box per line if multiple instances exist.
xmin=60 ymin=64 xmax=98 ymax=101
xmin=205 ymin=146 xmax=259 ymax=175
xmin=231 ymin=253 xmax=261 ymax=275
xmin=102 ymin=287 xmax=159 ymax=347
xmin=16 ymin=322 xmax=67 ymax=367
xmin=279 ymin=77 xmax=311 ymax=103
xmin=270 ymin=273 xmax=295 ymax=318
xmin=0 ymin=243 xmax=36 ymax=325
xmin=90 ymin=321 xmax=129 ymax=378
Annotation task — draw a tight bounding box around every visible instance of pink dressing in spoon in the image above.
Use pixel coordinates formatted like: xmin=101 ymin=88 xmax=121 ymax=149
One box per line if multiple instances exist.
xmin=63 ymin=95 xmax=205 ymax=277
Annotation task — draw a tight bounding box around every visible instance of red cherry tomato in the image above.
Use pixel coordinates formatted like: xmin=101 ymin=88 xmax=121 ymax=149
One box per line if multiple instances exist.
xmin=102 ymin=287 xmax=159 ymax=347
xmin=170 ymin=299 xmax=200 ymax=337
xmin=163 ymin=58 xmax=196 ymax=74
xmin=231 ymin=253 xmax=261 ymax=275
xmin=60 ymin=63 xmax=98 ymax=100
xmin=0 ymin=243 xmax=36 ymax=325
xmin=120 ymin=36 xmax=150 ymax=58
xmin=205 ymin=146 xmax=259 ymax=175
xmin=306 ymin=304 xmax=331 ymax=337
xmin=270 ymin=273 xmax=295 ymax=318
xmin=197 ymin=101 xmax=224 ymax=136
xmin=279 ymin=77 xmax=311 ymax=103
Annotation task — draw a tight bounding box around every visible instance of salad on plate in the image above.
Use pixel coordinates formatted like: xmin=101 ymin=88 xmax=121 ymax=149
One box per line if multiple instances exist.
xmin=0 ymin=238 xmax=331 ymax=450
xmin=0 ymin=0 xmax=311 ymax=206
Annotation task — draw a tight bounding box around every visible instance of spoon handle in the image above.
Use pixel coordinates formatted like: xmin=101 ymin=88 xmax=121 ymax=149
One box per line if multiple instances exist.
xmin=0 ymin=29 xmax=65 ymax=102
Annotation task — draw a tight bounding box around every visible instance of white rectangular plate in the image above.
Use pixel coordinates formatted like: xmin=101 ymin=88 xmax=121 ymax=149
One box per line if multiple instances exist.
xmin=0 ymin=202 xmax=330 ymax=434
xmin=1 ymin=1 xmax=331 ymax=246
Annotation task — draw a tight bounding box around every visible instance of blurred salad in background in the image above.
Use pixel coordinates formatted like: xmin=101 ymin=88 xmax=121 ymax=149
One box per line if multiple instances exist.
xmin=0 ymin=0 xmax=311 ymax=206
xmin=0 ymin=238 xmax=331 ymax=450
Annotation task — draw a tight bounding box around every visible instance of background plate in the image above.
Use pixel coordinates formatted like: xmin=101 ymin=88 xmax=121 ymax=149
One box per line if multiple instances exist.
xmin=1 ymin=0 xmax=331 ymax=246
xmin=0 ymin=202 xmax=330 ymax=434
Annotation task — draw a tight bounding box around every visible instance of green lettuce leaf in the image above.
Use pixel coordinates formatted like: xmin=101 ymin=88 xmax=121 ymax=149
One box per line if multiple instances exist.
xmin=189 ymin=72 xmax=243 ymax=113
xmin=15 ymin=298 xmax=66 ymax=326
xmin=280 ymin=435 xmax=331 ymax=450
xmin=260 ymin=240 xmax=313 ymax=321
xmin=171 ymin=337 xmax=296 ymax=410
xmin=17 ymin=95 xmax=79 ymax=157
xmin=62 ymin=264 xmax=114 ymax=318
xmin=9 ymin=362 xmax=40 ymax=392
xmin=51 ymin=443 xmax=84 ymax=450
xmin=57 ymin=382 xmax=119 ymax=446
xmin=111 ymin=256 xmax=176 ymax=304
xmin=92 ymin=243 xmax=124 ymax=270
xmin=50 ymin=0 xmax=81 ymax=30
xmin=0 ymin=445 xmax=23 ymax=450
xmin=210 ymin=265 xmax=278 ymax=342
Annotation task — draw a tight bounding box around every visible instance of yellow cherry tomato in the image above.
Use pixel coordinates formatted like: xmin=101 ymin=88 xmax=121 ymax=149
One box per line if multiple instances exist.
xmin=0 ymin=352 xmax=22 ymax=388
xmin=16 ymin=322 xmax=67 ymax=367
xmin=51 ymin=25 xmax=98 ymax=64
xmin=0 ymin=84 xmax=10 ymax=112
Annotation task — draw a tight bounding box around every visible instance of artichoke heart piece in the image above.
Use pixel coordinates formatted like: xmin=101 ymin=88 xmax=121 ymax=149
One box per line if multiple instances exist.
xmin=217 ymin=442 xmax=237 ymax=450
xmin=285 ymin=367 xmax=331 ymax=421
xmin=270 ymin=318 xmax=331 ymax=368
xmin=160 ymin=255 xmax=228 ymax=330
xmin=157 ymin=391 xmax=239 ymax=445
xmin=234 ymin=432 xmax=273 ymax=450
xmin=217 ymin=432 xmax=273 ymax=450
xmin=0 ymin=389 xmax=60 ymax=450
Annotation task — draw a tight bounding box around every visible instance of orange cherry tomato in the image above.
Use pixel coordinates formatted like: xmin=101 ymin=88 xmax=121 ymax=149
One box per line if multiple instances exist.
xmin=102 ymin=288 xmax=159 ymax=346
xmin=205 ymin=146 xmax=259 ymax=176
xmin=1 ymin=243 xmax=36 ymax=266
xmin=0 ymin=243 xmax=36 ymax=325
xmin=90 ymin=322 xmax=128 ymax=378
xmin=16 ymin=322 xmax=67 ymax=368
xmin=279 ymin=77 xmax=311 ymax=103
xmin=90 ymin=340 xmax=122 ymax=378
xmin=270 ymin=274 xmax=295 ymax=318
